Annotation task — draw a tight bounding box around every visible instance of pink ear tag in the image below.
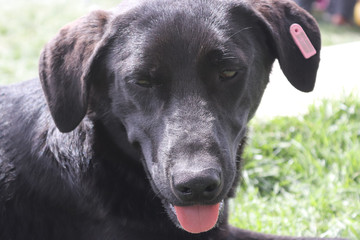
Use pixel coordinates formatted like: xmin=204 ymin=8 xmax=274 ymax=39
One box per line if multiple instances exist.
xmin=290 ymin=23 xmax=317 ymax=59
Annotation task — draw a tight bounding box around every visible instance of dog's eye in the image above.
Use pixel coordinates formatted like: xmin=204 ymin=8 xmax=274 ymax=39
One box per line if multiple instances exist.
xmin=135 ymin=79 xmax=152 ymax=88
xmin=219 ymin=70 xmax=237 ymax=80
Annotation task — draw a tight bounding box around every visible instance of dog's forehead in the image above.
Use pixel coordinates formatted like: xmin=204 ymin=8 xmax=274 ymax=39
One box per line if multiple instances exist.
xmin=116 ymin=0 xmax=243 ymax=66
xmin=108 ymin=0 xmax=257 ymax=82
xmin=144 ymin=16 xmax=226 ymax=64
xmin=114 ymin=0 xmax=231 ymax=15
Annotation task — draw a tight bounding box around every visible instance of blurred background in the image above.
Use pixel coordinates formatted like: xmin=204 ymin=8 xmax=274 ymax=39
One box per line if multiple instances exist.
xmin=0 ymin=0 xmax=359 ymax=239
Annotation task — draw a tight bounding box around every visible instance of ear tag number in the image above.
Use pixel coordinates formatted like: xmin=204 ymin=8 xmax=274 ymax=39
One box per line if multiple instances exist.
xmin=290 ymin=23 xmax=317 ymax=59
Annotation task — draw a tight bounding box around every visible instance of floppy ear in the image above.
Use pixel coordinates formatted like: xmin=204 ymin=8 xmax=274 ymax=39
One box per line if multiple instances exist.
xmin=39 ymin=10 xmax=112 ymax=133
xmin=245 ymin=0 xmax=321 ymax=92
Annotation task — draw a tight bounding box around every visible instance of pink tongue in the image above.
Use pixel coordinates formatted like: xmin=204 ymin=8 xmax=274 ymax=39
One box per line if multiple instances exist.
xmin=174 ymin=204 xmax=220 ymax=234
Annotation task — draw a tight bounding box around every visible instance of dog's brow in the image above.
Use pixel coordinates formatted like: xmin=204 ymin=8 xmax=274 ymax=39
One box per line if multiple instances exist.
xmin=213 ymin=50 xmax=243 ymax=66
xmin=225 ymin=27 xmax=253 ymax=42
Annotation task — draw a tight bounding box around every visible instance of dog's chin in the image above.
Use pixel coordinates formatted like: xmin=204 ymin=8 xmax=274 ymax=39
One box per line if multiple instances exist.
xmin=163 ymin=200 xmax=225 ymax=234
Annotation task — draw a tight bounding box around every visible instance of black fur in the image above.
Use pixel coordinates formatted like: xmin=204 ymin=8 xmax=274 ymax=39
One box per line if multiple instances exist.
xmin=0 ymin=0 xmax=344 ymax=239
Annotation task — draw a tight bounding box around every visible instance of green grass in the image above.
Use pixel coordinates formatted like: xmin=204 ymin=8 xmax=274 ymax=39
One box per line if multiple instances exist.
xmin=1 ymin=1 xmax=360 ymax=239
xmin=230 ymin=96 xmax=360 ymax=239
xmin=318 ymin=20 xmax=360 ymax=46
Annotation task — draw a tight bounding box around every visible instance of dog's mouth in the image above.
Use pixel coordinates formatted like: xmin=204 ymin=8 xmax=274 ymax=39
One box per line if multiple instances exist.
xmin=168 ymin=201 xmax=224 ymax=234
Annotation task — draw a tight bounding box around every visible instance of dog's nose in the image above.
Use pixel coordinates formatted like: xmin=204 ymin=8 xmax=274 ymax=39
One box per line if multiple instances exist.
xmin=172 ymin=168 xmax=222 ymax=202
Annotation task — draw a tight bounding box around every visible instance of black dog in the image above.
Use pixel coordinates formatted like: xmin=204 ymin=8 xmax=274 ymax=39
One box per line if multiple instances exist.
xmin=0 ymin=0 xmax=344 ymax=239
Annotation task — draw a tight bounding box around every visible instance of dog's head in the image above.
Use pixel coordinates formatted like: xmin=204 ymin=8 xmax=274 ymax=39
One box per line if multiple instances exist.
xmin=39 ymin=0 xmax=320 ymax=234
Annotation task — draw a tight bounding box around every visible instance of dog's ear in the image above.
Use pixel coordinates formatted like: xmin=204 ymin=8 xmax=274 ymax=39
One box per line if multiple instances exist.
xmin=39 ymin=10 xmax=112 ymax=133
xmin=238 ymin=0 xmax=321 ymax=92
